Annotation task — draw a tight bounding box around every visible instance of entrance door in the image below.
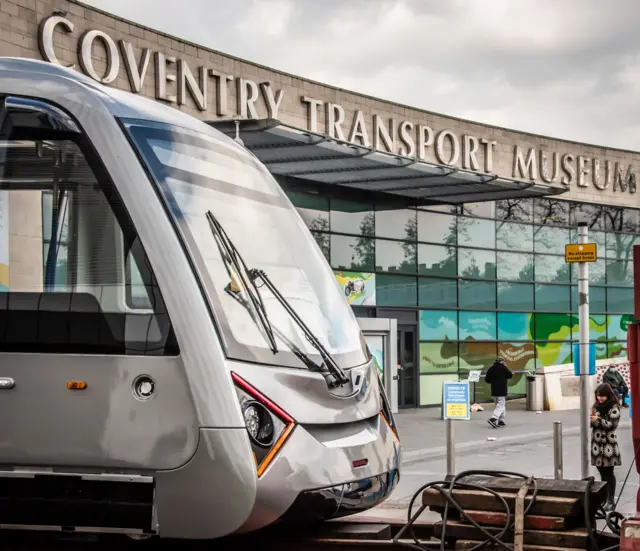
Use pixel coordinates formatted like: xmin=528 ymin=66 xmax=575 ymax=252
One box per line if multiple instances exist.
xmin=397 ymin=325 xmax=417 ymax=408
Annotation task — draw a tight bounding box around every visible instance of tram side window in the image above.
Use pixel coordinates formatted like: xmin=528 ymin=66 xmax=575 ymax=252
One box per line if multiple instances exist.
xmin=0 ymin=137 xmax=178 ymax=355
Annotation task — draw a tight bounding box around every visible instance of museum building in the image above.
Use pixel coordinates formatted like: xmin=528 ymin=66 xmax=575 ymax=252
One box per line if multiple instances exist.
xmin=0 ymin=0 xmax=639 ymax=407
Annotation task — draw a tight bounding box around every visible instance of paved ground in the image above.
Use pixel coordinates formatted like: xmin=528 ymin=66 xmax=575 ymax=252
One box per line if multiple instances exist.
xmin=352 ymin=399 xmax=637 ymax=525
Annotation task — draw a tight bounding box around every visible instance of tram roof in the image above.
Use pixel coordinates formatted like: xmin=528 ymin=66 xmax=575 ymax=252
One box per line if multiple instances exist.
xmin=0 ymin=57 xmax=243 ymax=151
xmin=208 ymin=119 xmax=568 ymax=207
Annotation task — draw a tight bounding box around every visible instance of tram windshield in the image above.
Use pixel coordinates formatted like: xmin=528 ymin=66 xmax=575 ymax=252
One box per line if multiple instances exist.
xmin=122 ymin=119 xmax=369 ymax=370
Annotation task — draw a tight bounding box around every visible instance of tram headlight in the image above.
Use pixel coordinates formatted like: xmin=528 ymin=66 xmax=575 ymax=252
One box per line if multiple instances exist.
xmin=230 ymin=372 xmax=296 ymax=477
xmin=242 ymin=401 xmax=275 ymax=447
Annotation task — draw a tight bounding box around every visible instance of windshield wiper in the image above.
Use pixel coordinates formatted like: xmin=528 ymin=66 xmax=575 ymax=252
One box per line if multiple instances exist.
xmin=206 ymin=210 xmax=278 ymax=354
xmin=248 ymin=269 xmax=349 ymax=387
xmin=206 ymin=211 xmax=349 ymax=388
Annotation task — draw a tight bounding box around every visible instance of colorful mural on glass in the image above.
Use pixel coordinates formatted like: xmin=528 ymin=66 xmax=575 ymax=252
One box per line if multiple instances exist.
xmin=418 ymin=309 xmax=633 ymax=379
xmin=333 ymin=271 xmax=375 ymax=305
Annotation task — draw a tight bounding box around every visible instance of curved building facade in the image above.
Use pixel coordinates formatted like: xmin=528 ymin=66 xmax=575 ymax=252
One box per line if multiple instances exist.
xmin=1 ymin=0 xmax=638 ymax=407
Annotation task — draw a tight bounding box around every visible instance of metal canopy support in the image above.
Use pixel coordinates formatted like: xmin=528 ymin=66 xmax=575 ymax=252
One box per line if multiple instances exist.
xmin=208 ymin=118 xmax=568 ymax=206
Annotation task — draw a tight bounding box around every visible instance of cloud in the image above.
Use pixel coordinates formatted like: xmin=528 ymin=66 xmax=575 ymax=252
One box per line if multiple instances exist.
xmin=81 ymin=0 xmax=640 ymax=150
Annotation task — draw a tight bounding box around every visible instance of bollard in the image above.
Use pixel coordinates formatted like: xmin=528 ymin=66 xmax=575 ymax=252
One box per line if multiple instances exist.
xmin=553 ymin=421 xmax=563 ymax=480
xmin=446 ymin=418 xmax=455 ymax=477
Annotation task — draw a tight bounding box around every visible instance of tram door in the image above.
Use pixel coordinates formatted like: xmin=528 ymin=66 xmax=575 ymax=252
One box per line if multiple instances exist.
xmin=397 ymin=325 xmax=417 ymax=408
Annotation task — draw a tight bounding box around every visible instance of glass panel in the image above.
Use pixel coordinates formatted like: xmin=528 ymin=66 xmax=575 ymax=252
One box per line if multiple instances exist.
xmin=570 ymin=203 xmax=604 ymax=230
xmin=459 ymin=280 xmax=496 ymax=309
xmin=570 ymin=228 xmax=606 ymax=252
xmin=607 ymin=287 xmax=634 ymax=313
xmin=459 ymin=341 xmax=498 ymax=370
xmin=606 ymin=260 xmax=633 ymax=286
xmin=418 ymin=277 xmax=457 ymax=309
xmin=375 ymin=208 xmax=416 ymax=240
xmin=603 ymin=206 xmax=640 ymax=233
xmin=606 ymin=233 xmax=640 ymax=260
xmin=496 ymin=252 xmax=534 ymax=281
xmin=497 ymin=282 xmax=534 ymax=311
xmin=496 ymin=198 xmax=533 ymax=222
xmin=457 ymin=217 xmax=495 ymax=248
xmin=288 ymin=191 xmax=330 ymax=232
xmin=311 ymin=231 xmax=330 ymax=262
xmin=461 ymin=202 xmax=495 ymax=218
xmin=458 ymin=248 xmax=496 ymax=279
xmin=330 ymin=198 xmax=374 ymax=236
xmin=534 ymin=199 xmax=570 ymax=227
xmin=570 ymin=258 xmax=606 ymax=286
xmin=588 ymin=314 xmax=608 ymax=346
xmin=334 ymin=271 xmax=376 ymax=306
xmin=375 ymin=239 xmax=416 ymax=273
xmin=534 ymin=226 xmax=570 ymax=255
xmin=571 ymin=286 xmax=606 ymax=313
xmin=536 ymin=341 xmax=573 ymax=367
xmin=533 ymin=313 xmax=578 ymax=341
xmin=376 ymin=274 xmax=417 ymax=307
xmin=420 ymin=373 xmax=459 ymax=405
xmin=498 ymin=341 xmax=535 ymax=395
xmin=535 ymin=254 xmax=571 ymax=283
xmin=608 ymin=341 xmax=628 ymax=359
xmin=419 ymin=343 xmax=459 ymax=374
xmin=595 ymin=341 xmax=609 ymax=360
xmin=126 ymin=118 xmax=365 ymax=368
xmin=419 ymin=309 xmax=458 ymax=340
xmin=330 ymin=234 xmax=374 ymax=271
xmin=402 ymin=330 xmax=415 ymax=365
xmin=14 ymin=139 xmax=177 ymax=355
xmin=417 ymin=211 xmax=457 ymax=245
xmin=607 ymin=314 xmax=634 ymax=341
xmin=459 ymin=311 xmax=497 ymax=340
xmin=496 ymin=221 xmax=534 ymax=252
xmin=418 ymin=243 xmax=457 ymax=277
xmin=497 ymin=312 xmax=532 ymax=341
xmin=535 ymin=284 xmax=571 ymax=312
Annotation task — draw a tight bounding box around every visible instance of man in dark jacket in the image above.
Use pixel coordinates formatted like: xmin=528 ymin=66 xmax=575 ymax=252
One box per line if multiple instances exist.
xmin=485 ymin=358 xmax=513 ymax=428
xmin=603 ymin=365 xmax=629 ymax=408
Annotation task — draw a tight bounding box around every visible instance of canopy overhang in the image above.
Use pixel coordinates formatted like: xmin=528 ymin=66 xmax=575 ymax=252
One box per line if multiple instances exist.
xmin=207 ymin=119 xmax=567 ymax=206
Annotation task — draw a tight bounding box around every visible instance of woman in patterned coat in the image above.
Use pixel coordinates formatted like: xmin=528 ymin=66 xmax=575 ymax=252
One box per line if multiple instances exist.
xmin=591 ymin=383 xmax=622 ymax=511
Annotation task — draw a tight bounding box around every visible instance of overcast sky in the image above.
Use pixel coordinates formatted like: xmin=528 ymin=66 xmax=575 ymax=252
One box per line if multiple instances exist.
xmin=83 ymin=0 xmax=640 ymax=151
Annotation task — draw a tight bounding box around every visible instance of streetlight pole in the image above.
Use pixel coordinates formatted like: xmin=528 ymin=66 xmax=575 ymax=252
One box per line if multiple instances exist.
xmin=578 ymin=222 xmax=590 ymax=480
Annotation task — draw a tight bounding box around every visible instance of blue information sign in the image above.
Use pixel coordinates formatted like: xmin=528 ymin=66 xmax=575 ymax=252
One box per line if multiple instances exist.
xmin=573 ymin=343 xmax=596 ymax=376
xmin=442 ymin=380 xmax=471 ymax=421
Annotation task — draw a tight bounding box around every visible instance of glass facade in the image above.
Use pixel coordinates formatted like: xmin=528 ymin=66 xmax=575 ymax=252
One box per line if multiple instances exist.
xmin=288 ymin=191 xmax=639 ymax=407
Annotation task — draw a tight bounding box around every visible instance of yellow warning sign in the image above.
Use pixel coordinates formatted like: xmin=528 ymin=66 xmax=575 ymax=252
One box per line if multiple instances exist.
xmin=565 ymin=243 xmax=597 ymax=263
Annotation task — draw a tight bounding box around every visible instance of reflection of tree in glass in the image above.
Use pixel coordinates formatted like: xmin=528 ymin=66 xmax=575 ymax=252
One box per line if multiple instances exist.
xmin=496 ymin=199 xmax=532 ymax=222
xmin=352 ymin=213 xmax=375 ymax=270
xmin=419 ymin=214 xmax=457 ymax=275
xmin=458 ymin=216 xmax=495 ymax=278
xmin=603 ymin=207 xmax=637 ymax=282
xmin=400 ymin=215 xmax=417 ymax=271
xmin=533 ymin=199 xmax=570 ymax=227
xmin=307 ymin=214 xmax=330 ymax=260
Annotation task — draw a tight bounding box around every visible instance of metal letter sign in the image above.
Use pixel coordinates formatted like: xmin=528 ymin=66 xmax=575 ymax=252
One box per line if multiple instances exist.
xmin=565 ymin=243 xmax=597 ymax=263
xmin=442 ymin=380 xmax=471 ymax=420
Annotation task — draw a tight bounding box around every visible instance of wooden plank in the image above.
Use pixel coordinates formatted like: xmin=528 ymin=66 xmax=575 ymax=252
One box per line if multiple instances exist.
xmin=461 ymin=510 xmax=566 ymax=531
xmin=315 ymin=523 xmax=392 ymax=540
xmin=514 ymin=479 xmax=532 ymax=551
xmin=456 ymin=475 xmax=607 ymax=503
xmin=423 ymin=488 xmax=580 ymax=517
xmin=456 ymin=540 xmax=578 ymax=551
xmin=433 ymin=520 xmax=588 ymax=548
